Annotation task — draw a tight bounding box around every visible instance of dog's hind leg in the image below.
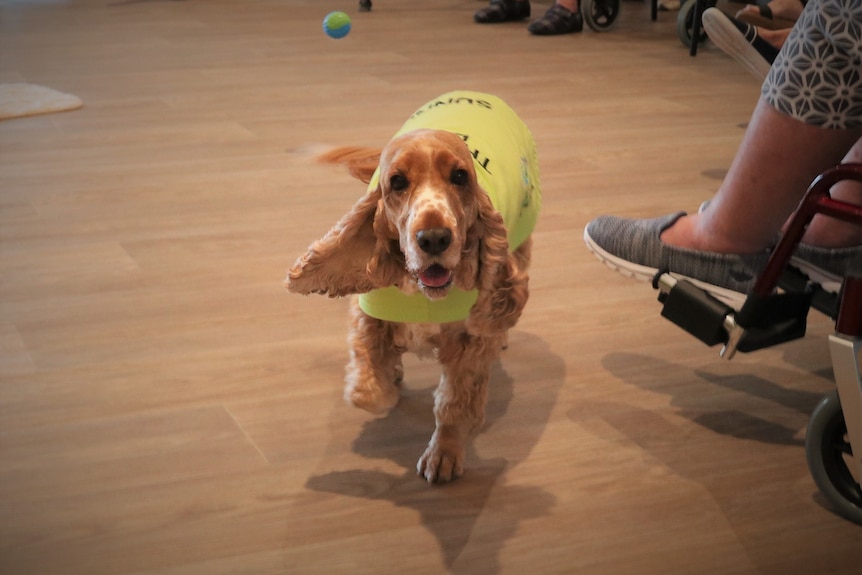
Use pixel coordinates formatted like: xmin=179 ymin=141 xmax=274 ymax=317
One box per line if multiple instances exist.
xmin=344 ymin=302 xmax=403 ymax=415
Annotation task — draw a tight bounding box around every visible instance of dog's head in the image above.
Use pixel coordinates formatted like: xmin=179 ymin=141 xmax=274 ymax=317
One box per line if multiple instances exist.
xmin=375 ymin=129 xmax=497 ymax=299
xmin=285 ymin=129 xmax=510 ymax=301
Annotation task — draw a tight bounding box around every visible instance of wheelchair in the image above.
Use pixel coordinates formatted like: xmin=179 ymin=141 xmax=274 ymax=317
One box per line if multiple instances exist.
xmin=653 ymin=164 xmax=862 ymax=525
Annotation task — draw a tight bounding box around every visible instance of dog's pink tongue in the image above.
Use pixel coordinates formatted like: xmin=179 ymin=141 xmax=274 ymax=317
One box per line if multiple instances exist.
xmin=419 ymin=265 xmax=452 ymax=288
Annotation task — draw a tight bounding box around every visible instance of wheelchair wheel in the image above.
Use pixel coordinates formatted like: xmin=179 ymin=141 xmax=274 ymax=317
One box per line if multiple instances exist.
xmin=805 ymin=390 xmax=862 ymax=525
xmin=582 ymin=0 xmax=620 ymax=32
xmin=676 ymin=0 xmax=711 ymax=48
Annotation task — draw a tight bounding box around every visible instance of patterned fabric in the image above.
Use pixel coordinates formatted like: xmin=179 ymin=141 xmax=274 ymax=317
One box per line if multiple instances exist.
xmin=763 ymin=0 xmax=862 ymax=129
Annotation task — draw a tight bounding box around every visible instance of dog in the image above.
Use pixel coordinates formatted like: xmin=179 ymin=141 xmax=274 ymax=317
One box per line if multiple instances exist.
xmin=285 ymin=91 xmax=541 ymax=483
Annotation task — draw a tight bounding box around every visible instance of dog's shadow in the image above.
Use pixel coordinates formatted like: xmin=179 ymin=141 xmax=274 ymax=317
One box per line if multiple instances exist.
xmin=300 ymin=330 xmax=564 ymax=574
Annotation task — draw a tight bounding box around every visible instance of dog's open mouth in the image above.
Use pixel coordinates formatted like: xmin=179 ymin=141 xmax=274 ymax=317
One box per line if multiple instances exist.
xmin=417 ymin=264 xmax=453 ymax=291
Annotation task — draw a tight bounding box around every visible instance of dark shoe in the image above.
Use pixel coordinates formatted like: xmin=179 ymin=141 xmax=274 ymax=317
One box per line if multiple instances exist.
xmin=474 ymin=0 xmax=531 ymax=23
xmin=584 ymin=212 xmax=770 ymax=307
xmin=359 ymin=0 xmax=372 ymax=12
xmin=527 ymin=3 xmax=583 ymax=35
xmin=702 ymin=7 xmax=778 ymax=80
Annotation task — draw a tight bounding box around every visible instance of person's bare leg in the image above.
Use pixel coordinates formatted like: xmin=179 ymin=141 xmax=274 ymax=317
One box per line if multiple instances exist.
xmin=661 ymin=98 xmax=862 ymax=254
xmin=799 ymin=138 xmax=862 ymax=247
xmin=556 ymin=0 xmax=579 ymax=11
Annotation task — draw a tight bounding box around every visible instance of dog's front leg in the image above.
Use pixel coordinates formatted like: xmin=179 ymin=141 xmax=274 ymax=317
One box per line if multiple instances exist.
xmin=344 ymin=300 xmax=403 ymax=415
xmin=417 ymin=329 xmax=501 ymax=483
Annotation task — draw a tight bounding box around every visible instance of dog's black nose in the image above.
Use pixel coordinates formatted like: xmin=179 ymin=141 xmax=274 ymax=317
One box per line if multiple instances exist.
xmin=417 ymin=228 xmax=452 ymax=255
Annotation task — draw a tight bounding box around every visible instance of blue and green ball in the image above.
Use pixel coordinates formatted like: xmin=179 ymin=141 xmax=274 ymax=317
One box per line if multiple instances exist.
xmin=323 ymin=11 xmax=351 ymax=39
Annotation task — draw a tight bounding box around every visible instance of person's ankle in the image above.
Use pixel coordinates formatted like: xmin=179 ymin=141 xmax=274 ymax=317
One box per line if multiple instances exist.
xmin=659 ymin=213 xmax=768 ymax=254
xmin=658 ymin=213 xmax=726 ymax=251
xmin=658 ymin=213 xmax=694 ymax=248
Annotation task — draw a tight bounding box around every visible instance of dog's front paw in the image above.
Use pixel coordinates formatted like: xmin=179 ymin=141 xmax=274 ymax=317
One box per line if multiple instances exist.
xmin=417 ymin=435 xmax=465 ymax=483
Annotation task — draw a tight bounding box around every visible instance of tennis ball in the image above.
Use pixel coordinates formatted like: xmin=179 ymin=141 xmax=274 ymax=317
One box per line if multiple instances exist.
xmin=323 ymin=11 xmax=351 ymax=39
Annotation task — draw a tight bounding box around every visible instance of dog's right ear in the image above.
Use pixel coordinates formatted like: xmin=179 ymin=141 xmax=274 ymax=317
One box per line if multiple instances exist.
xmin=285 ymin=186 xmax=403 ymax=297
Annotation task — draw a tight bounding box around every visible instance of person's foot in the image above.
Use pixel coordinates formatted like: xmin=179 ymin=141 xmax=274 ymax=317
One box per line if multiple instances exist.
xmin=789 ymin=244 xmax=862 ymax=292
xmin=527 ymin=3 xmax=583 ymax=35
xmin=584 ymin=212 xmax=770 ymax=307
xmin=474 ymin=0 xmax=531 ymax=23
xmin=697 ymin=199 xmax=862 ymax=292
xmin=702 ymin=7 xmax=779 ymax=81
xmin=736 ymin=0 xmax=804 ymax=30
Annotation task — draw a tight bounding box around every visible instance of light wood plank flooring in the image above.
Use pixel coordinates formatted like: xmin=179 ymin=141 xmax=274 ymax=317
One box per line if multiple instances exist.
xmin=1 ymin=0 xmax=859 ymax=573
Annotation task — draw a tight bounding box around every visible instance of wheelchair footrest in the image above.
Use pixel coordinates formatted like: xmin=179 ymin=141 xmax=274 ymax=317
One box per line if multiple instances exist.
xmin=778 ymin=265 xmax=840 ymax=319
xmin=735 ymin=292 xmax=811 ymax=352
xmin=659 ymin=279 xmax=733 ymax=347
xmin=657 ymin=276 xmax=813 ymax=353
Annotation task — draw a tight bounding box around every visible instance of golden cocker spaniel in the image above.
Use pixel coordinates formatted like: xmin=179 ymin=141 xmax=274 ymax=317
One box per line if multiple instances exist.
xmin=286 ymin=91 xmax=541 ymax=483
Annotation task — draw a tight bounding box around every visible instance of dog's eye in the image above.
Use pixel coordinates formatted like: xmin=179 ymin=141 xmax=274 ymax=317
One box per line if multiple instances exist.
xmin=390 ymin=174 xmax=409 ymax=192
xmin=450 ymin=168 xmax=469 ymax=187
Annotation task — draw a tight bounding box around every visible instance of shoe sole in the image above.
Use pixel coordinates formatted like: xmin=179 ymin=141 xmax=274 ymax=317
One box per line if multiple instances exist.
xmin=583 ymin=227 xmax=748 ymax=308
xmin=702 ymin=9 xmax=771 ymax=82
xmin=787 ymin=258 xmax=843 ymax=293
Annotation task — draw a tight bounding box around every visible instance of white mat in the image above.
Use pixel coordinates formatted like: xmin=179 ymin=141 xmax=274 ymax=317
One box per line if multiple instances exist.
xmin=0 ymin=83 xmax=83 ymax=121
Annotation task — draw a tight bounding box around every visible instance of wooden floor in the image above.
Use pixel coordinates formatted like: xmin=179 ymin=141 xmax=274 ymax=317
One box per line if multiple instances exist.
xmin=1 ymin=0 xmax=860 ymax=573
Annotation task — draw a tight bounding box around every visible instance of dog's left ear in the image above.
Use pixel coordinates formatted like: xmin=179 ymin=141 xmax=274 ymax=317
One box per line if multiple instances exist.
xmin=466 ymin=190 xmax=529 ymax=334
xmin=285 ymin=186 xmax=403 ymax=297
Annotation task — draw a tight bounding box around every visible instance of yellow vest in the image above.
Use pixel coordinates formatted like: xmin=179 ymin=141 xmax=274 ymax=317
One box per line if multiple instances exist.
xmin=358 ymin=91 xmax=541 ymax=323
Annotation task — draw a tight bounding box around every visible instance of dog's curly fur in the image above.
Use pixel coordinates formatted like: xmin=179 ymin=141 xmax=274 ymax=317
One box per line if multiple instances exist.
xmin=285 ymin=129 xmax=531 ymax=483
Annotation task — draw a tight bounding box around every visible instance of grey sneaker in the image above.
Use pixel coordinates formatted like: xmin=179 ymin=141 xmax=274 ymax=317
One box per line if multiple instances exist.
xmin=791 ymin=243 xmax=862 ymax=291
xmin=584 ymin=212 xmax=770 ymax=306
xmin=698 ymin=198 xmax=862 ymax=291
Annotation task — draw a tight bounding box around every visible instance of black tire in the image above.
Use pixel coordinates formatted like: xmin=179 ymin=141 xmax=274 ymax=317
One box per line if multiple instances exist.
xmin=583 ymin=0 xmax=620 ymax=32
xmin=805 ymin=391 xmax=862 ymax=525
xmin=676 ymin=0 xmax=710 ymax=48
